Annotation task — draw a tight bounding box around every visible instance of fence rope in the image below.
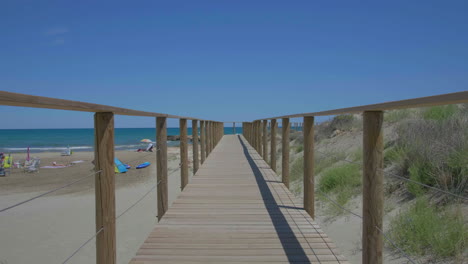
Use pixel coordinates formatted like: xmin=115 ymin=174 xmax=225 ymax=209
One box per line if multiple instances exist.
xmin=61 ymin=227 xmax=104 ymax=264
xmin=314 ymin=150 xmax=468 ymax=201
xmin=288 ymin=164 xmax=419 ymax=264
xmin=116 ymin=181 xmax=160 ymax=220
xmin=0 ymin=170 xmax=101 ymax=213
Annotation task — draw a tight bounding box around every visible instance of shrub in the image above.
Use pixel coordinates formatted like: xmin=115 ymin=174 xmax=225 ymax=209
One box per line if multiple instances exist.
xmin=390 ymin=113 xmax=468 ymax=196
xmin=295 ymin=145 xmax=303 ymax=153
xmin=423 ymin=105 xmax=458 ymax=121
xmin=318 ymin=163 xmax=361 ymax=206
xmin=290 ymin=156 xmax=303 ymax=182
xmin=384 ymin=109 xmax=412 ymax=123
xmin=389 ymin=197 xmax=467 ymax=259
xmin=315 ymin=152 xmax=346 ymax=175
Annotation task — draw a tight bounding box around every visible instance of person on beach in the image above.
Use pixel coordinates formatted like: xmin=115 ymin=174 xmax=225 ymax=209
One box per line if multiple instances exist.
xmin=137 ymin=143 xmax=154 ymax=152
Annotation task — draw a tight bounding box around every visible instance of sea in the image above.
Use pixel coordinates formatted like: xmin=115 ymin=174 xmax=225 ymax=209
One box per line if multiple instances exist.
xmin=0 ymin=127 xmax=242 ymax=153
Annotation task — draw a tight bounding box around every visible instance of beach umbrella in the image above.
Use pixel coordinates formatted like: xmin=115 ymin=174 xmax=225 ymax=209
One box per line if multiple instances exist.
xmin=140 ymin=139 xmax=152 ymax=143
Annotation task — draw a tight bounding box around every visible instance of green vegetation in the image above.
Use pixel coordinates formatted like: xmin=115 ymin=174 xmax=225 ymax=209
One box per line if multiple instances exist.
xmin=295 ymin=145 xmax=303 ymax=153
xmin=389 ymin=198 xmax=467 ymax=260
xmin=388 ymin=107 xmax=468 ymax=196
xmin=318 ymin=163 xmax=361 ymax=206
xmin=423 ymin=105 xmax=458 ymax=121
xmin=290 ymin=156 xmax=303 ymax=182
xmin=315 ymin=151 xmax=345 ymax=175
xmin=384 ymin=109 xmax=412 ymax=123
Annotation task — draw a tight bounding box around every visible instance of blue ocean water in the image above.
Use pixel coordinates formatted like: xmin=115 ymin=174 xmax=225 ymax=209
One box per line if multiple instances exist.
xmin=0 ymin=127 xmax=242 ymax=153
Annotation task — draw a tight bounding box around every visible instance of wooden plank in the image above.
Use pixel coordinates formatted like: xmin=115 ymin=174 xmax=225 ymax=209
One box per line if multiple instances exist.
xmin=362 ymin=111 xmax=384 ymax=264
xmin=0 ymin=91 xmax=205 ymax=120
xmin=282 ymin=118 xmax=290 ymax=189
xmin=156 ymin=117 xmax=168 ymax=221
xmin=270 ymin=119 xmax=277 ymax=172
xmin=256 ymin=91 xmax=468 ymax=120
xmin=303 ymin=116 xmax=314 ymax=218
xmin=192 ymin=120 xmax=199 ymax=174
xmin=94 ymin=112 xmax=116 ymax=264
xmin=130 ymin=135 xmax=346 ymax=264
xmin=180 ymin=119 xmax=188 ymax=190
xmin=200 ymin=121 xmax=206 ymax=164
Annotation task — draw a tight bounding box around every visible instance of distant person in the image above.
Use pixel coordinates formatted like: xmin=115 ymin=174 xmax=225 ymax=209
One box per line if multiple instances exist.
xmin=137 ymin=143 xmax=154 ymax=152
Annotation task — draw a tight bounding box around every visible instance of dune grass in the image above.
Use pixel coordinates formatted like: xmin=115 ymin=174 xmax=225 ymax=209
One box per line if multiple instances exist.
xmin=389 ymin=197 xmax=467 ymax=260
xmin=318 ymin=163 xmax=361 ymax=206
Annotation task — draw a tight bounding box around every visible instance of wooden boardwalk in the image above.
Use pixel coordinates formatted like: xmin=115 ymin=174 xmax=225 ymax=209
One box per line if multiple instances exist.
xmin=130 ymin=135 xmax=348 ymax=264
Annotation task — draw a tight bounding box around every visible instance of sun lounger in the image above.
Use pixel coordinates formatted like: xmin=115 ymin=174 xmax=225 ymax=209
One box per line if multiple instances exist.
xmin=24 ymin=158 xmax=40 ymax=173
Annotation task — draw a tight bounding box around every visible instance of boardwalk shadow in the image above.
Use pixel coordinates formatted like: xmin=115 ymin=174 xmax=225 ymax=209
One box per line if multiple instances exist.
xmin=238 ymin=136 xmax=311 ymax=263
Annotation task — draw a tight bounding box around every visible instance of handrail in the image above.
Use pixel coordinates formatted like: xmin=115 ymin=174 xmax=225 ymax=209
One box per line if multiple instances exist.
xmin=0 ymin=91 xmax=215 ymax=121
xmin=0 ymin=90 xmax=226 ymax=264
xmin=254 ymin=91 xmax=468 ymax=120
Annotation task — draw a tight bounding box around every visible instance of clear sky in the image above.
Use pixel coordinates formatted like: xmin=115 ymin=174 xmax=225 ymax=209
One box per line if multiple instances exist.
xmin=1 ymin=0 xmax=467 ymax=128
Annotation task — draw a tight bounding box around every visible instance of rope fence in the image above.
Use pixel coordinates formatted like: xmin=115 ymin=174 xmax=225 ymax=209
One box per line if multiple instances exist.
xmin=62 ymin=227 xmax=104 ymax=264
xmin=314 ymin=149 xmax=468 ymax=201
xmin=287 ymin=164 xmax=419 ymax=264
xmin=0 ymin=170 xmax=101 ymax=213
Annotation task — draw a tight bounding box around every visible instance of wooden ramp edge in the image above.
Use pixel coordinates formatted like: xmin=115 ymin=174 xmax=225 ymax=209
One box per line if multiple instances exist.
xmin=129 ymin=135 xmax=349 ymax=264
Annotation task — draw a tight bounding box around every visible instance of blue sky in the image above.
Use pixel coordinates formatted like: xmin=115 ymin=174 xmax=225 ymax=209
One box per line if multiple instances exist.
xmin=1 ymin=0 xmax=467 ymax=128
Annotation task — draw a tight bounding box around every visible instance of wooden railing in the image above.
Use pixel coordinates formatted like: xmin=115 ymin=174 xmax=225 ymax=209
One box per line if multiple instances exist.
xmin=2 ymin=90 xmax=468 ymax=264
xmin=241 ymin=90 xmax=468 ymax=264
xmin=0 ymin=91 xmax=225 ymax=264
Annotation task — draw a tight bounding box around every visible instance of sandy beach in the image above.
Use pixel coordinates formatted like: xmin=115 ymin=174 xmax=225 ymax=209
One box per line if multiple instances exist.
xmin=0 ymin=146 xmax=193 ymax=264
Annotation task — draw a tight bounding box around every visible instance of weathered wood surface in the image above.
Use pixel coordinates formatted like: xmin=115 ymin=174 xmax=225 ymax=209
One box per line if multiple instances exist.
xmin=94 ymin=112 xmax=116 ymax=264
xmin=257 ymin=90 xmax=468 ymax=120
xmin=363 ymin=111 xmax=384 ymax=264
xmin=156 ymin=117 xmax=168 ymax=221
xmin=303 ymin=116 xmax=315 ymax=218
xmin=130 ymin=135 xmax=347 ymax=264
xmin=192 ymin=120 xmax=199 ymax=174
xmin=180 ymin=119 xmax=188 ymax=190
xmin=0 ymin=91 xmax=204 ymax=120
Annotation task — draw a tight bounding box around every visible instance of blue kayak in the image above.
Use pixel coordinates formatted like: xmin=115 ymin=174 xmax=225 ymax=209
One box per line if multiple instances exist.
xmin=136 ymin=162 xmax=150 ymax=169
xmin=124 ymin=164 xmax=131 ymax=169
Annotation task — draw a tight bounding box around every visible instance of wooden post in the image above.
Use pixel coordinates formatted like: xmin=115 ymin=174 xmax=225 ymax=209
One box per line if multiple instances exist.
xmin=262 ymin=120 xmax=268 ymax=162
xmin=252 ymin=122 xmax=256 ymax=150
xmin=363 ymin=111 xmax=384 ymax=264
xmin=200 ymin=121 xmax=206 ymax=164
xmin=211 ymin=122 xmax=215 ymax=150
xmin=257 ymin=121 xmax=262 ymax=156
xmin=282 ymin=118 xmax=290 ymax=188
xmin=180 ymin=119 xmax=188 ymax=190
xmin=206 ymin=122 xmax=211 ymax=156
xmin=192 ymin=120 xmax=199 ymax=174
xmin=270 ymin=119 xmax=277 ymax=172
xmin=303 ymin=116 xmax=315 ymax=218
xmin=94 ymin=112 xmax=116 ymax=264
xmin=156 ymin=117 xmax=168 ymax=221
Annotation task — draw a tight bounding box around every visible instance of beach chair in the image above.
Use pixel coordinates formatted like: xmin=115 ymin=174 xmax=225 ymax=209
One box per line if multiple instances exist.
xmin=146 ymin=143 xmax=154 ymax=152
xmin=61 ymin=146 xmax=72 ymax=156
xmin=24 ymin=158 xmax=40 ymax=173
